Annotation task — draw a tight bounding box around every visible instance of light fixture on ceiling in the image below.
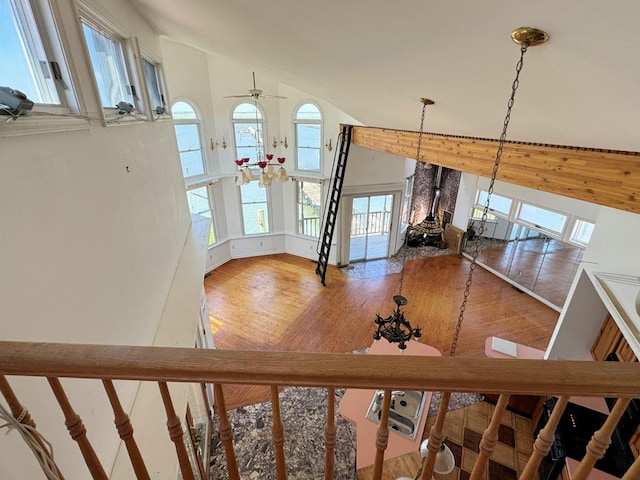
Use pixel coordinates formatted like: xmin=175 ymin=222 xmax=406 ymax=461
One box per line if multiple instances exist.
xmin=418 ymin=26 xmax=549 ymax=480
xmin=372 ymin=98 xmax=434 ymax=350
xmin=227 ymin=72 xmax=289 ymax=188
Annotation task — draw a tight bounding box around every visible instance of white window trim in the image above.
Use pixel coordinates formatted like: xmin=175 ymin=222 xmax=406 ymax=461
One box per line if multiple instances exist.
xmin=293 ymin=101 xmax=323 ymax=174
xmin=172 ymin=98 xmax=209 ymax=180
xmin=186 ymin=183 xmax=218 ymax=248
xmin=514 ymin=200 xmax=568 ymax=239
xmin=231 ymin=100 xmax=268 ymax=163
xmin=239 ymin=180 xmax=272 ymax=236
xmin=0 ymin=0 xmax=89 ymax=137
xmin=296 ymin=179 xmax=322 ymax=238
xmin=137 ymin=41 xmax=170 ymax=121
xmin=474 ymin=189 xmax=513 ymax=219
xmin=77 ymin=1 xmax=147 ymax=125
xmin=565 ymin=216 xmax=595 ymax=247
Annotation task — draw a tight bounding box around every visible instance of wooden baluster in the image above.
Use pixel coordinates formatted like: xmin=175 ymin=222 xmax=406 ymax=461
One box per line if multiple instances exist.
xmin=102 ymin=380 xmax=151 ymax=480
xmin=271 ymin=386 xmax=288 ymax=479
xmin=572 ymin=397 xmax=632 ymax=480
xmin=324 ymin=387 xmax=336 ymax=480
xmin=47 ymin=377 xmax=108 ymax=480
xmin=622 ymin=451 xmax=640 ymax=479
xmin=372 ymin=389 xmax=392 ymax=480
xmin=420 ymin=391 xmax=451 ymax=480
xmin=214 ymin=383 xmax=240 ymax=480
xmin=158 ymin=382 xmax=195 ymax=480
xmin=0 ymin=376 xmax=66 ymax=479
xmin=520 ymin=396 xmax=569 ymax=480
xmin=469 ymin=393 xmax=510 ymax=480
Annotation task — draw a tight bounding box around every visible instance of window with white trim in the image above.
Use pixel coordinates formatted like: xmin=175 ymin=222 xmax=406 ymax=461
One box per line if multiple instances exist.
xmin=233 ymin=102 xmax=264 ymax=163
xmin=80 ymin=9 xmax=141 ymax=115
xmin=516 ymin=202 xmax=567 ymax=236
xmin=476 ymin=190 xmax=513 ymax=217
xmin=240 ymin=181 xmax=270 ymax=235
xmin=297 ymin=181 xmax=321 ymax=238
xmin=0 ymin=0 xmax=76 ymax=115
xmin=172 ymin=101 xmax=206 ymax=178
xmin=402 ymin=175 xmax=414 ymax=224
xmin=294 ymin=103 xmax=322 ymax=172
xmin=186 ymin=186 xmax=217 ymax=247
xmin=569 ymin=219 xmax=595 ymax=246
xmin=141 ymin=56 xmax=165 ymax=115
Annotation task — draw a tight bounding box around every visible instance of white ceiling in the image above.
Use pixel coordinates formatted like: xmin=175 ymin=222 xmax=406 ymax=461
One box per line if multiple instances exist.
xmin=131 ymin=0 xmax=640 ymax=151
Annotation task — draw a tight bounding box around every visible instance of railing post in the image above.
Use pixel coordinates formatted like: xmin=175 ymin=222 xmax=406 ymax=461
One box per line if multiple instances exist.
xmin=420 ymin=391 xmax=451 ymax=480
xmin=0 ymin=376 xmax=65 ymax=479
xmin=470 ymin=393 xmax=510 ymax=480
xmin=271 ymin=386 xmax=288 ymax=479
xmin=47 ymin=377 xmax=108 ymax=480
xmin=214 ymin=383 xmax=240 ymax=480
xmin=520 ymin=396 xmax=569 ymax=480
xmin=372 ymin=388 xmax=392 ymax=480
xmin=324 ymin=387 xmax=336 ymax=480
xmin=622 ymin=453 xmax=640 ymax=480
xmin=158 ymin=382 xmax=195 ymax=480
xmin=572 ymin=397 xmax=632 ymax=480
xmin=102 ymin=379 xmax=151 ymax=480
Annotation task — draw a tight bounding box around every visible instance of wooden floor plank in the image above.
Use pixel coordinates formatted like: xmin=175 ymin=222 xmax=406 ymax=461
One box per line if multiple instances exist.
xmin=204 ymin=253 xmax=558 ymax=409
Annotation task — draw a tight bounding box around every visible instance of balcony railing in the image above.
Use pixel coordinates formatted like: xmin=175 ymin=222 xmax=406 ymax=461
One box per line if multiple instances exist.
xmin=1 ymin=340 xmax=640 ymax=480
xmin=351 ymin=211 xmax=391 ymax=237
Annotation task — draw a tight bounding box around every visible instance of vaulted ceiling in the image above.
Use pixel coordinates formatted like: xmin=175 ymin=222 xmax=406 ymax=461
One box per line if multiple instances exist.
xmin=131 ymin=0 xmax=640 ymax=152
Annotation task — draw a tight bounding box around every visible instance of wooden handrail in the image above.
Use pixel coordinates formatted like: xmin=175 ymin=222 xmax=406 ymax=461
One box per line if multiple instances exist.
xmin=1 ymin=341 xmax=640 ymax=397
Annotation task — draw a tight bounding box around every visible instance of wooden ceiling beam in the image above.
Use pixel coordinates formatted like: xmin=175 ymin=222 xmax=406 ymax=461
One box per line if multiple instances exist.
xmin=350 ymin=125 xmax=640 ymax=215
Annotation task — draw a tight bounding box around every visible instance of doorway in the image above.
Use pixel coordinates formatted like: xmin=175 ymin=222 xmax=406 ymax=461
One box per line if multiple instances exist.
xmin=349 ymin=194 xmax=394 ymax=262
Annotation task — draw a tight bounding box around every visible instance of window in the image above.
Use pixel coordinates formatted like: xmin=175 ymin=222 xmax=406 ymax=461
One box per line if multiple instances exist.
xmin=402 ymin=175 xmax=414 ymax=224
xmin=240 ymin=181 xmax=270 ymax=235
xmin=233 ymin=102 xmax=264 ymax=163
xmin=297 ymin=181 xmax=321 ymax=237
xmin=569 ymin=219 xmax=595 ymax=246
xmin=141 ymin=56 xmax=165 ymax=114
xmin=0 ymin=0 xmax=75 ymax=113
xmin=80 ymin=9 xmax=141 ymax=115
xmin=471 ymin=207 xmax=497 ymax=221
xmin=172 ymin=101 xmax=206 ymax=178
xmin=476 ymin=190 xmax=513 ymax=217
xmin=294 ymin=103 xmax=322 ymax=172
xmin=516 ymin=202 xmax=568 ymax=236
xmin=186 ymin=186 xmax=216 ymax=247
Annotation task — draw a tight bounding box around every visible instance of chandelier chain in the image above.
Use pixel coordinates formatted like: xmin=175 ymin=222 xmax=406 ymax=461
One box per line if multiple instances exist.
xmin=398 ymin=98 xmax=429 ymax=297
xmin=449 ymin=43 xmax=529 ymax=357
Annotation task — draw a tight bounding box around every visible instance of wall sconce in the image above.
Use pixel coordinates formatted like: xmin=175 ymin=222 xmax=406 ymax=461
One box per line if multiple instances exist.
xmin=210 ymin=137 xmax=227 ymax=150
xmin=325 ymin=139 xmax=333 ymax=152
xmin=272 ymin=137 xmax=288 ymax=149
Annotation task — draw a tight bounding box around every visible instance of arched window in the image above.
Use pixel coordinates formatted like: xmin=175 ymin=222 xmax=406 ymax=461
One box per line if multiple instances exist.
xmin=232 ymin=102 xmax=265 ymax=163
xmin=294 ymin=103 xmax=322 ymax=172
xmin=172 ymin=101 xmax=205 ymax=178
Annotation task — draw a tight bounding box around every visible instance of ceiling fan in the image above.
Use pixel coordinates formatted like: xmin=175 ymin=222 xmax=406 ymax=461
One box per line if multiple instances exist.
xmin=224 ymin=72 xmax=287 ymax=100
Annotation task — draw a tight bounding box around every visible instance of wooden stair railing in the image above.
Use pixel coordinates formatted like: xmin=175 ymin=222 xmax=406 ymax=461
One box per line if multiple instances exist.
xmin=1 ymin=340 xmax=640 ymax=480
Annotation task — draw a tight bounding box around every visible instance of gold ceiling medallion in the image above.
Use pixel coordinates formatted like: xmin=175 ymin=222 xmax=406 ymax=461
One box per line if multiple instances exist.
xmin=420 ymin=98 xmax=435 ymax=106
xmin=511 ymin=27 xmax=549 ymax=47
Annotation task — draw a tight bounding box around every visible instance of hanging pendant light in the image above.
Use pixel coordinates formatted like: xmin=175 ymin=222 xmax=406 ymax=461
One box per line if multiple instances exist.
xmin=418 ymin=26 xmax=549 ymax=480
xmin=372 ymin=98 xmax=434 ymax=350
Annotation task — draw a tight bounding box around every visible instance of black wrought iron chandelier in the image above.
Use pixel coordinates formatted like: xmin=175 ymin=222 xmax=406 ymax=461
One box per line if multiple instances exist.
xmin=373 ymin=98 xmax=433 ymax=350
xmin=373 ymin=294 xmax=421 ymax=350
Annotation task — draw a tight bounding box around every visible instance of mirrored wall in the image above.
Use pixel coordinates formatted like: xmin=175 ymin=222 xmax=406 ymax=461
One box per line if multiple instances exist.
xmin=463 ymin=213 xmax=585 ymax=309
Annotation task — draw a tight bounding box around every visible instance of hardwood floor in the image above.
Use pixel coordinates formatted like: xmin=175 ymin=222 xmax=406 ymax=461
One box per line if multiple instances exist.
xmin=203 ymin=253 xmax=559 ymax=410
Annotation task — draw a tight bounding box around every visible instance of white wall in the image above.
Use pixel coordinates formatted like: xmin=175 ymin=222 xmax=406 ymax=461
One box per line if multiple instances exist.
xmin=0 ymin=1 xmax=194 ymax=478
